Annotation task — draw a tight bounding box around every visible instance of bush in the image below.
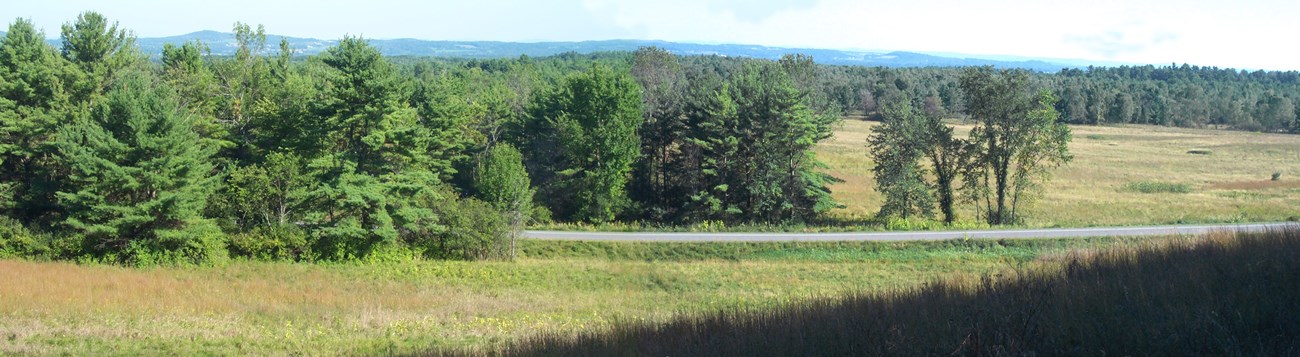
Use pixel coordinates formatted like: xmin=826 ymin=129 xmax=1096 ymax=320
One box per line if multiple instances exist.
xmin=124 ymin=221 xmax=229 ymax=267
xmin=878 ymin=217 xmax=989 ymax=231
xmin=228 ymin=225 xmax=314 ymax=261
xmin=1186 ymin=148 xmax=1213 ymax=155
xmin=1272 ymin=172 xmax=1282 ymax=181
xmin=0 ymin=217 xmax=46 ymax=259
xmin=423 ymin=197 xmax=512 ymax=260
xmin=1124 ymin=181 xmax=1192 ymax=194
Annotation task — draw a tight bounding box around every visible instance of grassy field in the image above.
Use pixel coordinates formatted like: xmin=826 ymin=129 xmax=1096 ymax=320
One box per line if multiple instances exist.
xmin=817 ymin=119 xmax=1300 ymax=226
xmin=485 ymin=227 xmax=1300 ymax=356
xmin=2 ymin=237 xmax=1154 ymax=355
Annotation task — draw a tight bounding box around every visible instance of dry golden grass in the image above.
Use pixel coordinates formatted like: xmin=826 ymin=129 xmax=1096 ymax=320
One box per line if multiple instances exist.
xmin=482 ymin=228 xmax=1300 ymax=356
xmin=1207 ymin=179 xmax=1300 ymax=190
xmin=816 ymin=119 xmax=1300 ymax=226
xmin=1 ymin=243 xmax=1039 ymax=355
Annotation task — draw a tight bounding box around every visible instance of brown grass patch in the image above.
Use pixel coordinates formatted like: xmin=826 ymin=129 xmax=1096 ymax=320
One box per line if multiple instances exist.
xmin=1207 ymin=180 xmax=1300 ymax=190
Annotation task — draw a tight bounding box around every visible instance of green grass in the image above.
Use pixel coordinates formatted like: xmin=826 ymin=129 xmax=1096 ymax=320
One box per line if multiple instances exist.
xmin=530 ymin=217 xmax=992 ymax=233
xmin=1124 ymin=181 xmax=1193 ymax=193
xmin=462 ymin=228 xmax=1300 ymax=356
xmin=0 ymin=236 xmax=1164 ymax=355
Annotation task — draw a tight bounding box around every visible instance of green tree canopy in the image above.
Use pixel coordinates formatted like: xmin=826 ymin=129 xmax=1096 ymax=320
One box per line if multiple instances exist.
xmin=55 ymin=70 xmax=220 ymax=261
xmin=682 ymin=61 xmax=840 ymax=223
xmin=960 ymin=67 xmax=1072 ymax=225
xmin=60 ymin=11 xmax=139 ymax=100
xmin=0 ymin=18 xmax=74 ymax=222
xmin=868 ymin=101 xmax=934 ymax=220
xmin=304 ymin=36 xmax=443 ymax=259
xmin=531 ymin=64 xmax=643 ymax=223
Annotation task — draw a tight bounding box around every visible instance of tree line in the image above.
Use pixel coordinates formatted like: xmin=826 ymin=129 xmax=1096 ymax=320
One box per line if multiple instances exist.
xmin=0 ymin=13 xmax=850 ymax=263
xmin=836 ymin=64 xmax=1300 ymax=133
xmin=5 ymin=12 xmax=1287 ymax=264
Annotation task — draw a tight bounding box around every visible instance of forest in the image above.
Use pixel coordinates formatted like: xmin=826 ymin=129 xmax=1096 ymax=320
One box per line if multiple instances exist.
xmin=2 ymin=12 xmax=1298 ymax=264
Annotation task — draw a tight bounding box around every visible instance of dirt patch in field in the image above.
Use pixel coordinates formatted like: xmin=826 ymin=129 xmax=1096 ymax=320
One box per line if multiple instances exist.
xmin=1205 ymin=180 xmax=1300 ymax=190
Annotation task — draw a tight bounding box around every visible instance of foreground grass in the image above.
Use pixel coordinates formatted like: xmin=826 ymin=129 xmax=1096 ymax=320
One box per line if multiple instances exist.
xmin=818 ymin=119 xmax=1300 ymax=227
xmin=2 ymin=237 xmax=1146 ymax=355
xmin=463 ymin=227 xmax=1300 ymax=356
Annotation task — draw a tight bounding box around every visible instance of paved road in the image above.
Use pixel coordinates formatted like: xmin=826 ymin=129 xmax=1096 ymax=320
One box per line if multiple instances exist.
xmin=523 ymin=222 xmax=1296 ymax=242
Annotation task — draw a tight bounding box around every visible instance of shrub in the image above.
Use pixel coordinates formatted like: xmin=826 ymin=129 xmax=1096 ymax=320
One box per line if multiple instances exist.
xmin=123 ymin=221 xmax=229 ymax=267
xmin=0 ymin=217 xmax=45 ymax=259
xmin=228 ymin=225 xmax=314 ymax=261
xmin=1272 ymin=172 xmax=1282 ymax=181
xmin=1186 ymin=148 xmax=1213 ymax=155
xmin=1124 ymin=181 xmax=1192 ymax=194
xmin=422 ymin=197 xmax=512 ymax=260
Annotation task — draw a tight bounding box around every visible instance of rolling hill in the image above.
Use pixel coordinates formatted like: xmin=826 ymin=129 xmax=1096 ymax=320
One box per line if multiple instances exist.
xmin=2 ymin=29 xmax=1098 ymax=71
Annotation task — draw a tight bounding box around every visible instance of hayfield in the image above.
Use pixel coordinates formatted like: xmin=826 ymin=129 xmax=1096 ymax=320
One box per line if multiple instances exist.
xmin=817 ymin=119 xmax=1300 ymax=226
xmin=2 ymin=237 xmax=1142 ymax=355
xmin=481 ymin=227 xmax=1300 ymax=356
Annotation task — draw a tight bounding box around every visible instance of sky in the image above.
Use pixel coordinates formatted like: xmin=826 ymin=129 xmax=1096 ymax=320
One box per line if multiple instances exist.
xmin=5 ymin=0 xmax=1298 ymax=70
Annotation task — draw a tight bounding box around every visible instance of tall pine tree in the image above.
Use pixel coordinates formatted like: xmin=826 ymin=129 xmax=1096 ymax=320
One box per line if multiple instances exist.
xmin=55 ymin=70 xmax=221 ymax=261
xmin=0 ymin=18 xmax=74 ymax=222
xmin=305 ymin=36 xmax=442 ymax=259
xmin=728 ymin=61 xmax=839 ymax=222
xmin=60 ymin=11 xmax=139 ymax=103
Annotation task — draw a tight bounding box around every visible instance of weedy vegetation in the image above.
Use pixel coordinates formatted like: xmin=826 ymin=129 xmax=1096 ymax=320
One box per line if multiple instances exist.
xmin=447 ymin=227 xmax=1300 ymax=356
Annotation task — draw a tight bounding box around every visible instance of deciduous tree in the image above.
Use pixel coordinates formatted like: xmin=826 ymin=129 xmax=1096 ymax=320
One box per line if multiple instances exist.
xmin=473 ymin=143 xmax=532 ymax=258
xmin=531 ymin=64 xmax=642 ymax=223
xmin=960 ymin=67 xmax=1071 ymax=225
xmin=868 ymin=102 xmax=933 ymax=220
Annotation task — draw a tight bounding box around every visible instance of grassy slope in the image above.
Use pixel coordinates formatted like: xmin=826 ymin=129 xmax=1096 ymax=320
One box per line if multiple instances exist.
xmin=482 ymin=228 xmax=1300 ymax=356
xmin=817 ymin=119 xmax=1300 ymax=226
xmin=1 ymin=237 xmax=1148 ymax=355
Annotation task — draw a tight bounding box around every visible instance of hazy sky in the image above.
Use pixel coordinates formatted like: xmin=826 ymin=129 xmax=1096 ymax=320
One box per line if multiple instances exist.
xmin=6 ymin=0 xmax=1298 ymax=70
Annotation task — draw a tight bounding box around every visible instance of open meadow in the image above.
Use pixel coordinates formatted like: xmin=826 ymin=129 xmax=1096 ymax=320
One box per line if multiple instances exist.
xmin=819 ymin=119 xmax=1300 ymax=226
xmin=483 ymin=228 xmax=1300 ymax=356
xmin=3 ymin=237 xmax=1148 ymax=355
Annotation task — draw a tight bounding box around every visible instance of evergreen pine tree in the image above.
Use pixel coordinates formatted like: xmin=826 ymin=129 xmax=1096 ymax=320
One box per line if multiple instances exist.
xmin=60 ymin=11 xmax=139 ymax=102
xmin=0 ymin=18 xmax=75 ymax=223
xmin=55 ymin=70 xmax=221 ymax=262
xmin=305 ymin=36 xmax=442 ymax=259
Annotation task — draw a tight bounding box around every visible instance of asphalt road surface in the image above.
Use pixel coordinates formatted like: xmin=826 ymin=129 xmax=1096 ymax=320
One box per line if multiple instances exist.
xmin=523 ymin=222 xmax=1296 ymax=242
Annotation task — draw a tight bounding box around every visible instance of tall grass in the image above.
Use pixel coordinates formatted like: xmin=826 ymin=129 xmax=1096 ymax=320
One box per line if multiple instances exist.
xmin=1124 ymin=180 xmax=1193 ymax=193
xmin=449 ymin=226 xmax=1300 ymax=356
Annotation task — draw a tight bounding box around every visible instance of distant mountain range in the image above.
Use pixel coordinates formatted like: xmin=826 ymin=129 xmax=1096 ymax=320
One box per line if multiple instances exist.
xmin=4 ymin=30 xmax=1140 ymax=72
